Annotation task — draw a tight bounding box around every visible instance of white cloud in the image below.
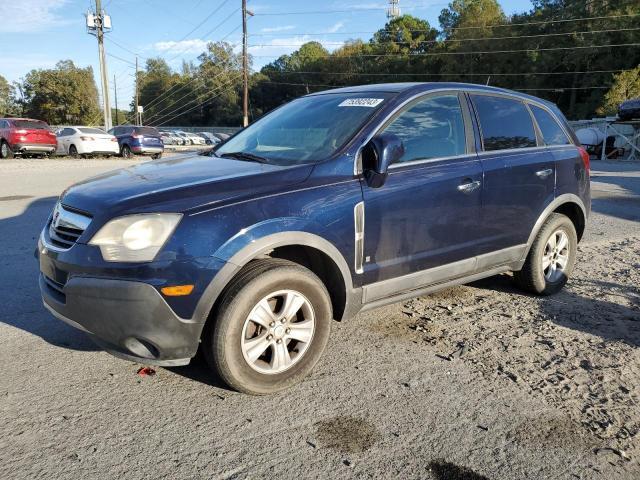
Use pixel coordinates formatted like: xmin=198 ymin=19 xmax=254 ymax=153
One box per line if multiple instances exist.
xmin=152 ymin=39 xmax=209 ymax=55
xmin=0 ymin=0 xmax=71 ymax=33
xmin=261 ymin=25 xmax=296 ymax=33
xmin=326 ymin=22 xmax=345 ymax=33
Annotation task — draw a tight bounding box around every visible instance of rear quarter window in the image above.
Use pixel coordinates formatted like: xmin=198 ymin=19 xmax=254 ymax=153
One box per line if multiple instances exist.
xmin=471 ymin=95 xmax=537 ymax=151
xmin=529 ymin=105 xmax=571 ymax=146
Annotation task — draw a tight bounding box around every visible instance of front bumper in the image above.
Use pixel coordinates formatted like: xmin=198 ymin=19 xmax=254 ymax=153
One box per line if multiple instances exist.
xmin=39 ymin=273 xmax=202 ymax=365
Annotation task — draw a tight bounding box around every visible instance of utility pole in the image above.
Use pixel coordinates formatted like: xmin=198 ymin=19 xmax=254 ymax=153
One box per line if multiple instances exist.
xmin=387 ymin=0 xmax=401 ymax=19
xmin=113 ymin=74 xmax=119 ymax=125
xmin=87 ymin=0 xmax=113 ymax=130
xmin=242 ymin=0 xmax=253 ymax=127
xmin=135 ymin=56 xmax=140 ymax=126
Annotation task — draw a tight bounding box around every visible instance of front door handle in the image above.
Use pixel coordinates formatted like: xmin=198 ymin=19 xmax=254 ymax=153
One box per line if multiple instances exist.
xmin=457 ymin=180 xmax=481 ymax=194
xmin=535 ymin=168 xmax=553 ymax=179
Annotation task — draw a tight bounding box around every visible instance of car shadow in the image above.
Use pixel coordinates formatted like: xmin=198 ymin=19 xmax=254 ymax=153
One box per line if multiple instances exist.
xmin=165 ymin=352 xmax=232 ymax=391
xmin=470 ymin=274 xmax=640 ymax=348
xmin=0 ymin=196 xmax=99 ymax=352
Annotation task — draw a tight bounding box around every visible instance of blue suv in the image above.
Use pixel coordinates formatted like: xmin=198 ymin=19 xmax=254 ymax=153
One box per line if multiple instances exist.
xmin=38 ymin=83 xmax=590 ymax=394
xmin=107 ymin=125 xmax=164 ymax=159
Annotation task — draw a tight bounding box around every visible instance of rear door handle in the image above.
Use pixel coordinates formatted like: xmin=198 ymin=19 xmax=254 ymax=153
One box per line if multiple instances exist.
xmin=535 ymin=168 xmax=553 ymax=179
xmin=457 ymin=180 xmax=481 ymax=194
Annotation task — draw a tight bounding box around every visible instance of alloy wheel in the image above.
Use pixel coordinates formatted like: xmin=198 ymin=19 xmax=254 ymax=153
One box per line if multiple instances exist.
xmin=240 ymin=289 xmax=315 ymax=375
xmin=542 ymin=229 xmax=570 ymax=282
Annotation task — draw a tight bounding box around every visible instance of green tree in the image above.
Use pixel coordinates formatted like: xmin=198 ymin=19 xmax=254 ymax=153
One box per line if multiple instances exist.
xmin=598 ymin=66 xmax=640 ymax=116
xmin=0 ymin=75 xmax=18 ymax=116
xmin=21 ymin=60 xmax=100 ymax=125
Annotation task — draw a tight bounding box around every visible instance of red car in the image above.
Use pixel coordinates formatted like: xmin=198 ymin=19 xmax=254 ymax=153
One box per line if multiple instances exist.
xmin=0 ymin=118 xmax=57 ymax=158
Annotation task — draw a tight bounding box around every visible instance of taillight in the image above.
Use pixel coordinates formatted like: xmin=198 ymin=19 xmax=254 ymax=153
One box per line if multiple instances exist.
xmin=577 ymin=146 xmax=590 ymax=174
xmin=110 ymin=137 xmax=117 ymax=142
xmin=80 ymin=136 xmax=95 ymax=141
xmin=14 ymin=129 xmax=27 ymax=134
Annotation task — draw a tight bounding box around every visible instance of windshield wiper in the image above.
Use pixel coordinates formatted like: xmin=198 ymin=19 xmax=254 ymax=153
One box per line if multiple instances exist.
xmin=219 ymin=151 xmax=270 ymax=164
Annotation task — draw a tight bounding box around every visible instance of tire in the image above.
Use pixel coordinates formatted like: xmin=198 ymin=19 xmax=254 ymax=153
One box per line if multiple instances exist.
xmin=151 ymin=153 xmax=162 ymax=160
xmin=513 ymin=213 xmax=577 ymax=295
xmin=202 ymin=259 xmax=332 ymax=395
xmin=121 ymin=144 xmax=132 ymax=158
xmin=1 ymin=141 xmax=14 ymax=159
xmin=68 ymin=145 xmax=78 ymax=159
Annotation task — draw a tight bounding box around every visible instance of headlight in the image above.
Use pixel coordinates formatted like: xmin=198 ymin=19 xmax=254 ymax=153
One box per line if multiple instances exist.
xmin=89 ymin=213 xmax=182 ymax=262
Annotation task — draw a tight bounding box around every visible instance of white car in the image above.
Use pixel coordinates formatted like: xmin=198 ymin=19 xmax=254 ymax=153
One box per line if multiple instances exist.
xmin=56 ymin=126 xmax=120 ymax=157
xmin=175 ymin=131 xmax=206 ymax=145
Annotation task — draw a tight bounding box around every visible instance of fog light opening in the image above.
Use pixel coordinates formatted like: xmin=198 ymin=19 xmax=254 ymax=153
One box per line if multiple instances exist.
xmin=124 ymin=337 xmax=159 ymax=359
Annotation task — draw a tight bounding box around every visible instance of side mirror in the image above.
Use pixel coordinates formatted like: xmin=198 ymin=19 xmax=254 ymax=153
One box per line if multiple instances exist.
xmin=362 ymin=133 xmax=404 ymax=188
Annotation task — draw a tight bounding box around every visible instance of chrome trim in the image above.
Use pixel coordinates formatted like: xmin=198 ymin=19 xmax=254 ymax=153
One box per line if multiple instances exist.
xmin=52 ymin=203 xmax=91 ymax=232
xmin=457 ymin=180 xmax=481 ymax=194
xmin=387 ymin=153 xmax=473 ymax=170
xmin=535 ymin=168 xmax=554 ymax=179
xmin=354 ymin=201 xmax=365 ymax=274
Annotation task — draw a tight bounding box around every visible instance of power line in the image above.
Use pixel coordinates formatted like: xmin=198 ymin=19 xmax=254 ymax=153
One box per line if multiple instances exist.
xmin=253 ymin=3 xmax=449 ymax=16
xmin=261 ymin=80 xmax=613 ymax=92
xmin=248 ymin=27 xmax=640 ymax=47
xmin=151 ymin=75 xmax=243 ymax=127
xmin=142 ymin=24 xmax=242 ymax=111
xmin=266 ymin=69 xmax=627 ymax=78
xmin=251 ymin=42 xmax=640 ymax=58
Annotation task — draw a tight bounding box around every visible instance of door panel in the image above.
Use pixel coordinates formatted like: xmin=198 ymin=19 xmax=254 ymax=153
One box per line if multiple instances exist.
xmin=362 ymin=156 xmax=483 ymax=284
xmin=479 ymin=149 xmax=555 ymax=251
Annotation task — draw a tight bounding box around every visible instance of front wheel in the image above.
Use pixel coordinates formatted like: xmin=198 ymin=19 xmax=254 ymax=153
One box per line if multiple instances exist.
xmin=151 ymin=153 xmax=162 ymax=160
xmin=202 ymin=259 xmax=332 ymax=395
xmin=513 ymin=213 xmax=577 ymax=295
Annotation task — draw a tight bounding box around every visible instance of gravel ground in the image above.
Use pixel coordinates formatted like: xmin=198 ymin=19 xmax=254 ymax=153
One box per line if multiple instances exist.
xmin=0 ymin=158 xmax=639 ymax=480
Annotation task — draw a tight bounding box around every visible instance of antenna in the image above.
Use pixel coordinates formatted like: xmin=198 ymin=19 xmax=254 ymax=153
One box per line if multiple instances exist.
xmin=387 ymin=0 xmax=401 ymax=19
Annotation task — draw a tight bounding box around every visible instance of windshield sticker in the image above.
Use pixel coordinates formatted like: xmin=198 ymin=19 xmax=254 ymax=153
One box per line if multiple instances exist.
xmin=338 ymin=98 xmax=384 ymax=108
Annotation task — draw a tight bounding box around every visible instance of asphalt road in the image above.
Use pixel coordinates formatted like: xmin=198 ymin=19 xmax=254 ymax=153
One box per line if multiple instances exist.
xmin=1 ymin=157 xmax=639 ymax=479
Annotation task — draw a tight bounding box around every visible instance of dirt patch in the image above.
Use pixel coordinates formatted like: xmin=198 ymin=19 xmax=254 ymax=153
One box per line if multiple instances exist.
xmin=427 ymin=460 xmax=489 ymax=480
xmin=315 ymin=416 xmax=381 ymax=453
xmin=367 ymin=236 xmax=640 ymax=458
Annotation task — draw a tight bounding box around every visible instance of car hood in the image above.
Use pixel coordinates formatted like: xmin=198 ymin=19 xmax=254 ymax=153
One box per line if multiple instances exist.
xmin=61 ymin=154 xmax=313 ymax=215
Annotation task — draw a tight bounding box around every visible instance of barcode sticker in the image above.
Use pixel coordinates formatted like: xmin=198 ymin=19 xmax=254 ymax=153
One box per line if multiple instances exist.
xmin=338 ymin=98 xmax=384 ymax=107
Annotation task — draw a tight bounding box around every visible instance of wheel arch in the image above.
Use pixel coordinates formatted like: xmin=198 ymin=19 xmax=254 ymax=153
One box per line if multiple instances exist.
xmin=193 ymin=232 xmax=358 ymax=328
xmin=520 ymin=194 xmax=587 ymax=263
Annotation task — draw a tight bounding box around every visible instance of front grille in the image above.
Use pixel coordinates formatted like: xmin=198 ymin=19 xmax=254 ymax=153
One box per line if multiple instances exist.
xmin=47 ymin=203 xmax=91 ymax=250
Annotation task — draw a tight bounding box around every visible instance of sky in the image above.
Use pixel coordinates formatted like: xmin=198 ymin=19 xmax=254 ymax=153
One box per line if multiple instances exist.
xmin=0 ymin=0 xmax=534 ymax=108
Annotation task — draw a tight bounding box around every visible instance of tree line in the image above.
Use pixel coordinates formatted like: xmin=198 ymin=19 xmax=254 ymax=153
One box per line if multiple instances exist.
xmin=1 ymin=0 xmax=639 ymax=126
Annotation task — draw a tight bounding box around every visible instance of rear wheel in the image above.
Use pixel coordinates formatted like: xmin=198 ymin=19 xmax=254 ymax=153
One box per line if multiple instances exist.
xmin=121 ymin=144 xmax=132 ymax=158
xmin=68 ymin=145 xmax=78 ymax=158
xmin=1 ymin=141 xmax=14 ymax=159
xmin=513 ymin=213 xmax=577 ymax=295
xmin=202 ymin=259 xmax=332 ymax=395
xmin=151 ymin=153 xmax=162 ymax=160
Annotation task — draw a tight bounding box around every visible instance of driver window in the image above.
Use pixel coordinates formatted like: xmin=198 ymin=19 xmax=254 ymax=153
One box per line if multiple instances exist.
xmin=382 ymin=94 xmax=466 ymax=164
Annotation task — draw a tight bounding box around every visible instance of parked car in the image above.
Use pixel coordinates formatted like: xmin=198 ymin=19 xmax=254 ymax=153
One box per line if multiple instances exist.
xmin=618 ymin=98 xmax=640 ymax=121
xmin=55 ymin=126 xmax=120 ymax=158
xmin=213 ymin=132 xmax=230 ymax=141
xmin=174 ymin=130 xmax=206 ymax=145
xmin=107 ymin=125 xmax=164 ymax=159
xmin=37 ymin=83 xmax=590 ymax=394
xmin=0 ymin=118 xmax=57 ymax=158
xmin=197 ymin=132 xmax=220 ymax=145
xmin=159 ymin=131 xmax=176 ymax=145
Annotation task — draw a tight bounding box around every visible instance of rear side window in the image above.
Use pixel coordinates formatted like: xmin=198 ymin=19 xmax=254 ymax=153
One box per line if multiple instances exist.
xmin=382 ymin=94 xmax=466 ymax=164
xmin=471 ymin=95 xmax=537 ymax=151
xmin=14 ymin=120 xmax=48 ymax=130
xmin=530 ymin=105 xmax=571 ymax=146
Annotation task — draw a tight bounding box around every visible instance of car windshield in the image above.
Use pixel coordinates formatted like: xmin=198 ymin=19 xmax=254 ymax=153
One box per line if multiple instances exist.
xmin=215 ymin=92 xmax=393 ymax=165
xmin=14 ymin=120 xmax=48 ymax=130
xmin=79 ymin=127 xmax=106 ymax=134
